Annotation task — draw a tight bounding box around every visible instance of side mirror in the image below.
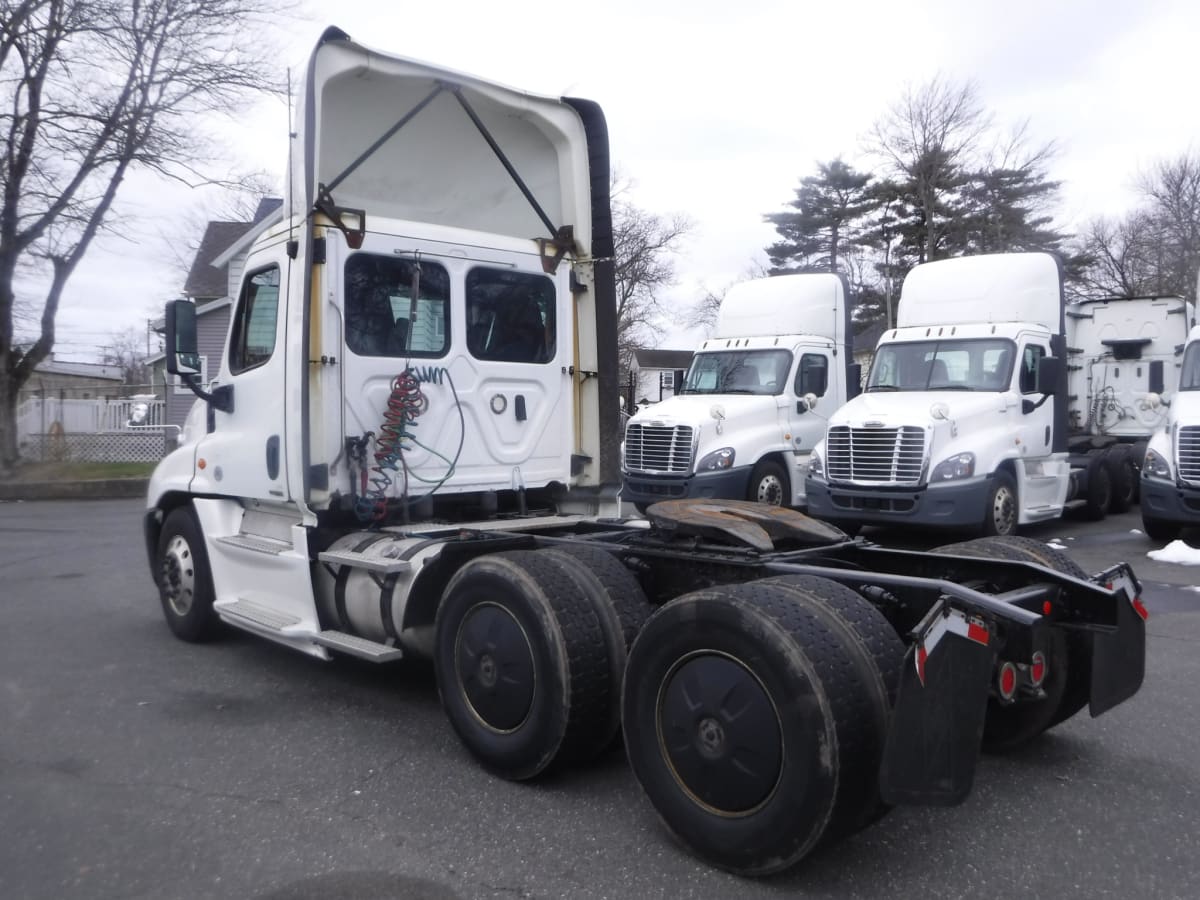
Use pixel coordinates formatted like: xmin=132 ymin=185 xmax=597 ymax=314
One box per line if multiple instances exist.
xmin=1036 ymin=355 xmax=1062 ymax=395
xmin=796 ymin=392 xmax=820 ymax=414
xmin=165 ymin=300 xmax=201 ymax=376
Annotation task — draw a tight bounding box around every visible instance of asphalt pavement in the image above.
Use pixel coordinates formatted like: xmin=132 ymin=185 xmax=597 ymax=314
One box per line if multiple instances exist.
xmin=1 ymin=499 xmax=1197 ymax=899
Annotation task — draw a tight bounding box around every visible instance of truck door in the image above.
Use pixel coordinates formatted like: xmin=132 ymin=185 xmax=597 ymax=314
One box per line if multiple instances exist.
xmin=194 ymin=250 xmax=291 ymax=501
xmin=788 ymin=350 xmax=832 ymax=453
xmin=335 ymin=233 xmax=571 ymax=508
xmin=1013 ymin=338 xmax=1065 ymax=510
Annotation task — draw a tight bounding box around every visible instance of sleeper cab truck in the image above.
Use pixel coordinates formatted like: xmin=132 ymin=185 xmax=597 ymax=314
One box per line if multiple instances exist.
xmin=806 ymin=252 xmax=1131 ymax=536
xmin=1141 ymin=324 xmax=1200 ymax=540
xmin=143 ymin=32 xmax=1147 ymax=877
xmin=1065 ymin=294 xmax=1195 ymax=511
xmin=621 ymin=273 xmax=859 ymax=513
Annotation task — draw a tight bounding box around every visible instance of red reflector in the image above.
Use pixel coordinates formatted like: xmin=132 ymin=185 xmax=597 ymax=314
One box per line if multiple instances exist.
xmin=966 ymin=622 xmax=989 ymax=645
xmin=1042 ymin=600 xmax=1052 ymax=616
xmin=1132 ymin=597 xmax=1149 ymax=621
xmin=916 ymin=646 xmax=928 ymax=686
xmin=998 ymin=662 xmax=1018 ymax=700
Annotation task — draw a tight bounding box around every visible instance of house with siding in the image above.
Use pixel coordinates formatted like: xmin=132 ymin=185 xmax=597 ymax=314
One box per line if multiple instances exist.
xmin=160 ymin=199 xmax=283 ymax=430
xmin=628 ymin=348 xmax=694 ymax=407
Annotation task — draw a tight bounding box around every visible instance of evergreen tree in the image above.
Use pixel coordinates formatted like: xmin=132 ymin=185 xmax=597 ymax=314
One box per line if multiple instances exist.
xmin=765 ymin=159 xmax=877 ymax=274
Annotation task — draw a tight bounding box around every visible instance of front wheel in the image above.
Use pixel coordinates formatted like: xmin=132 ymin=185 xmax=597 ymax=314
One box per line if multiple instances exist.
xmin=981 ymin=472 xmax=1018 ymax=536
xmin=155 ymin=506 xmax=221 ymax=642
xmin=1105 ymin=445 xmax=1137 ymax=513
xmin=1142 ymin=515 xmax=1181 ymax=543
xmin=747 ymin=460 xmax=788 ymax=506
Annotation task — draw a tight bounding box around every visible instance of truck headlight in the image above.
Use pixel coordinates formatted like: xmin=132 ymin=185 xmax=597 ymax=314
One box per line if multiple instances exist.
xmin=1143 ymin=448 xmax=1172 ymax=480
xmin=931 ymin=452 xmax=975 ymax=481
xmin=807 ymin=447 xmax=824 ymax=478
xmin=697 ymin=447 xmax=735 ymax=472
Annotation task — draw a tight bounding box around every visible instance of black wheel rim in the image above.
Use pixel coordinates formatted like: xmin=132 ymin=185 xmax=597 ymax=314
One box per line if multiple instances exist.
xmin=657 ymin=651 xmax=784 ymax=815
xmin=455 ymin=602 xmax=536 ymax=733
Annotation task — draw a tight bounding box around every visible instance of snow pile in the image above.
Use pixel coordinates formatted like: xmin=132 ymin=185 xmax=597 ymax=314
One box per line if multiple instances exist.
xmin=1147 ymin=540 xmax=1200 ymax=566
xmin=1046 ymin=540 xmax=1069 ymax=551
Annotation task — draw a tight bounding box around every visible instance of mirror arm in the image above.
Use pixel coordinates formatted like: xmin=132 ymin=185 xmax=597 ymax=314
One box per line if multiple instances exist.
xmin=182 ymin=375 xmax=234 ymax=413
xmin=1021 ymin=393 xmax=1051 ymax=415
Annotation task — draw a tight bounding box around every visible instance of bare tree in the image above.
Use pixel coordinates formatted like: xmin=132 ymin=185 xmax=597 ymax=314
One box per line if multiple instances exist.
xmin=101 ymin=325 xmax=158 ymax=386
xmin=871 ymin=76 xmax=992 ymax=263
xmin=681 ymin=259 xmax=771 ymax=335
xmin=0 ymin=0 xmax=286 ymax=472
xmin=610 ymin=175 xmax=693 ymax=372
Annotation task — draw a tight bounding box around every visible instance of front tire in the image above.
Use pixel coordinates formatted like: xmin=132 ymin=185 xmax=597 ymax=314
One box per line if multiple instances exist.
xmin=1105 ymin=445 xmax=1136 ymax=513
xmin=1142 ymin=515 xmax=1181 ymax=543
xmin=747 ymin=460 xmax=788 ymax=506
xmin=155 ymin=506 xmax=221 ymax=643
xmin=981 ymin=471 xmax=1018 ymax=536
xmin=1083 ymin=455 xmax=1112 ymax=520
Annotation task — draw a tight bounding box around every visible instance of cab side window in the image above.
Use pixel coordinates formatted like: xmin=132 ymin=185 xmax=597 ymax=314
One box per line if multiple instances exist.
xmin=229 ymin=266 xmax=280 ymax=374
xmin=1020 ymin=344 xmax=1045 ymax=394
xmin=794 ymin=353 xmax=829 ymax=397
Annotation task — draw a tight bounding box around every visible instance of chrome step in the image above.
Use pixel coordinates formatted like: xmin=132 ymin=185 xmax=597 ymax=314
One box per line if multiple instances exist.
xmin=314 ymin=630 xmax=404 ymax=662
xmin=318 ymin=549 xmax=410 ymax=574
xmin=216 ymin=534 xmax=292 ymax=555
xmin=218 ymin=598 xmax=302 ymax=632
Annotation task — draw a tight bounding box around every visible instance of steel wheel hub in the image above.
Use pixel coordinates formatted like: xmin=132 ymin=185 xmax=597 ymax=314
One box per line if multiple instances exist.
xmin=455 ymin=603 xmax=535 ymax=733
xmin=658 ymin=652 xmax=783 ymax=815
xmin=161 ymin=535 xmax=195 ymax=617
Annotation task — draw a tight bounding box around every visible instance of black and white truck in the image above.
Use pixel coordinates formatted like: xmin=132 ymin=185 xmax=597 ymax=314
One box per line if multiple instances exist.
xmin=145 ymin=28 xmax=1147 ymax=876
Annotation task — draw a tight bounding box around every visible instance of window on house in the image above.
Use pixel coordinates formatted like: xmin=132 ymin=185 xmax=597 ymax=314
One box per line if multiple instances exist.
xmin=229 ymin=266 xmax=281 ymax=374
xmin=345 ymin=255 xmax=450 ymax=357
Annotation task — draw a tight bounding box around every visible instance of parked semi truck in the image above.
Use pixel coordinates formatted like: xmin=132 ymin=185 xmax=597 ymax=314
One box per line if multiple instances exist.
xmin=145 ymin=30 xmax=1146 ymax=876
xmin=1141 ymin=323 xmax=1200 ymax=539
xmin=804 ymin=253 xmax=1182 ymax=535
xmin=621 ymin=273 xmax=858 ymax=512
xmin=1066 ymin=293 xmax=1195 ymax=510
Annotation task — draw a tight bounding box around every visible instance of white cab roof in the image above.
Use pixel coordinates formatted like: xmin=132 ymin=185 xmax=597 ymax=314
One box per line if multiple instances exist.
xmin=716 ymin=274 xmax=845 ymax=342
xmin=899 ymin=253 xmax=1062 ymax=332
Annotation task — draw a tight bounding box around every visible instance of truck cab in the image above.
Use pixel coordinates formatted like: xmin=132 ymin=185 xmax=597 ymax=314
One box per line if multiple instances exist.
xmin=1141 ymin=324 xmax=1200 ymax=540
xmin=805 ymin=253 xmax=1073 ymax=536
xmin=621 ymin=274 xmax=857 ymax=511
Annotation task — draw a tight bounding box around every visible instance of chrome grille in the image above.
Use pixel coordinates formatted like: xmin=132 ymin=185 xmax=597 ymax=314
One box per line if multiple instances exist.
xmin=826 ymin=425 xmax=926 ymax=485
xmin=624 ymin=424 xmax=695 ymax=474
xmin=1179 ymin=426 xmax=1200 ymax=484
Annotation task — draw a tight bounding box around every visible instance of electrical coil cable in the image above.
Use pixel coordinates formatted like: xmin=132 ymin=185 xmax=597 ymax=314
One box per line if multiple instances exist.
xmin=355 ymin=367 xmax=466 ymax=523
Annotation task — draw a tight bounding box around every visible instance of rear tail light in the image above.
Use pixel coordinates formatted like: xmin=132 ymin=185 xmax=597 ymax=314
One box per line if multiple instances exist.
xmin=1029 ymin=651 xmax=1048 ymax=689
xmin=997 ymin=661 xmax=1018 ymax=701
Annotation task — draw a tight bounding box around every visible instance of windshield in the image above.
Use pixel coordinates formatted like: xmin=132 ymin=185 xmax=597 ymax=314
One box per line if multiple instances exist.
xmin=867 ymin=339 xmax=1016 ymax=392
xmin=1182 ymin=342 xmax=1200 ymax=391
xmin=680 ymin=349 xmax=793 ymax=396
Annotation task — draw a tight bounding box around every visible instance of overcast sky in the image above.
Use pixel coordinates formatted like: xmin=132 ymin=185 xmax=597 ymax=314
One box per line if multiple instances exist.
xmin=32 ymin=0 xmax=1199 ymax=360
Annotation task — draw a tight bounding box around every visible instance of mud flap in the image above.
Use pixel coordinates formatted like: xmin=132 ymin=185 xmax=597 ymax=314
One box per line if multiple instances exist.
xmin=879 ymin=607 xmax=993 ymax=806
xmin=1089 ymin=565 xmax=1147 ymax=717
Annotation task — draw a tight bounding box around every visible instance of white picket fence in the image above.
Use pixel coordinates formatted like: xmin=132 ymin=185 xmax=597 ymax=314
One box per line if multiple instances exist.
xmin=17 ymin=396 xmax=168 ymax=462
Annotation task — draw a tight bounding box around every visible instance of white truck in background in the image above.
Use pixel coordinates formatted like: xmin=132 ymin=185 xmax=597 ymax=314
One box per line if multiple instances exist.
xmin=621 ymin=274 xmax=859 ymax=512
xmin=1065 ymin=294 xmax=1195 ymax=510
xmin=806 ymin=252 xmax=1128 ymax=536
xmin=1140 ymin=323 xmax=1200 ymax=540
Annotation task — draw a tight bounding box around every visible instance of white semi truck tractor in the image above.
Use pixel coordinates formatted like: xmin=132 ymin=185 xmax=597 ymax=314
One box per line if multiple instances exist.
xmin=621 ymin=273 xmax=858 ymax=512
xmin=144 ymin=30 xmax=1147 ymax=876
xmin=805 ymin=252 xmax=1156 ymax=536
xmin=1141 ymin=323 xmax=1200 ymax=540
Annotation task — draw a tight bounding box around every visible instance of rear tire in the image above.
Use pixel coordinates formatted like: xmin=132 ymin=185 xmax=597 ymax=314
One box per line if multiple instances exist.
xmin=757 ymin=574 xmax=904 ymax=840
xmin=1083 ymin=455 xmax=1112 ymax=520
xmin=932 ymin=536 xmax=1084 ymax=748
xmin=155 ymin=506 xmax=221 ymax=643
xmin=434 ymin=551 xmax=609 ymax=780
xmin=1105 ymin=445 xmax=1136 ymax=514
xmin=747 ymin=460 xmax=788 ymax=506
xmin=622 ymin=581 xmax=876 ymax=875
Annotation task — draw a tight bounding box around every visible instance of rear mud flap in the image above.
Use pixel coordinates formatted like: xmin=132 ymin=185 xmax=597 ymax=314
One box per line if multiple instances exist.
xmin=1089 ymin=567 xmax=1147 ymax=717
xmin=879 ymin=615 xmax=993 ymax=806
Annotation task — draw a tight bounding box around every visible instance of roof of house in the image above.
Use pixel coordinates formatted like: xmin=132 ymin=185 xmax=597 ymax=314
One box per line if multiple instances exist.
xmin=633 ymin=348 xmax=694 ymax=370
xmin=182 ymin=198 xmax=283 ymax=300
xmin=33 ymin=354 xmax=123 ymax=382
